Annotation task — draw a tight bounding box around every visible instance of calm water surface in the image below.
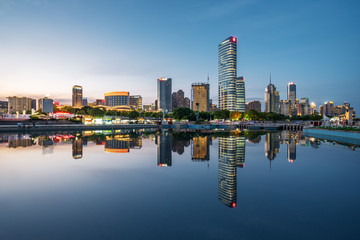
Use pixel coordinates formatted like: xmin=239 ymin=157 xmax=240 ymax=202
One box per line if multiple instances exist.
xmin=0 ymin=131 xmax=359 ymax=240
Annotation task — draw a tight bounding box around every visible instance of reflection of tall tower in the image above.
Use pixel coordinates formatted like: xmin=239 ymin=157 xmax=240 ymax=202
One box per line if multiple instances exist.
xmin=287 ymin=134 xmax=297 ymax=163
xmin=104 ymin=135 xmax=130 ymax=153
xmin=264 ymin=132 xmax=280 ymax=168
xmin=191 ymin=136 xmax=210 ymax=161
xmin=157 ymin=134 xmax=172 ymax=167
xmin=72 ymin=138 xmax=83 ymax=159
xmin=218 ymin=136 xmax=246 ymax=208
xmin=236 ymin=136 xmax=246 ymax=168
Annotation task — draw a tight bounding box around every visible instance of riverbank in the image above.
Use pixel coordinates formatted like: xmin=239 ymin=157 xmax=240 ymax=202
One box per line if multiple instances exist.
xmin=303 ymin=128 xmax=360 ymax=146
xmin=0 ymin=124 xmax=159 ymax=133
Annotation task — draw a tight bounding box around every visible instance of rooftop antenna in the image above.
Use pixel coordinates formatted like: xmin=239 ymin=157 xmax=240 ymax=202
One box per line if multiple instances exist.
xmin=207 ymin=73 xmax=209 ymax=84
xmin=270 ymin=73 xmax=272 ymax=84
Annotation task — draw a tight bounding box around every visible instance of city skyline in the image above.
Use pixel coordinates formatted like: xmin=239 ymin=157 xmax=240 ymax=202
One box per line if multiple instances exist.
xmin=0 ymin=0 xmax=359 ymax=113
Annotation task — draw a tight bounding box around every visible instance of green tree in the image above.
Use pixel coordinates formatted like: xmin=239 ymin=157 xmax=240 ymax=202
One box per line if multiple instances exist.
xmin=89 ymin=108 xmax=105 ymax=117
xmin=173 ymin=108 xmax=193 ymax=120
xmin=213 ymin=110 xmax=230 ymax=120
xmin=61 ymin=106 xmax=75 ymax=114
xmin=129 ymin=111 xmax=140 ymax=119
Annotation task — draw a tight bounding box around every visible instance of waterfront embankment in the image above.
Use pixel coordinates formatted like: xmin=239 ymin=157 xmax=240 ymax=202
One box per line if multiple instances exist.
xmin=303 ymin=128 xmax=360 ymax=145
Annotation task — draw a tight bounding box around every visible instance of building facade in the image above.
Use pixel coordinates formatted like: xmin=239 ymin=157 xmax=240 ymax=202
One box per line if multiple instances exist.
xmin=105 ymin=92 xmax=130 ymax=107
xmin=236 ymin=77 xmax=245 ymax=112
xmin=191 ymin=83 xmax=210 ymax=112
xmin=38 ymin=97 xmax=54 ymax=113
xmin=7 ymin=96 xmax=33 ymax=114
xmin=82 ymin=98 xmax=88 ymax=107
xmin=129 ymin=95 xmax=142 ymax=110
xmin=287 ymin=82 xmax=297 ymax=116
xmin=172 ymin=90 xmax=185 ymax=110
xmin=0 ymin=101 xmax=8 ymax=114
xmin=246 ymin=100 xmax=261 ymax=112
xmin=264 ymin=84 xmax=280 ymax=113
xmin=72 ymin=85 xmax=83 ymax=108
xmin=157 ymin=78 xmax=172 ymax=112
xmin=218 ymin=36 xmax=238 ymax=111
xmin=96 ymin=99 xmax=105 ymax=106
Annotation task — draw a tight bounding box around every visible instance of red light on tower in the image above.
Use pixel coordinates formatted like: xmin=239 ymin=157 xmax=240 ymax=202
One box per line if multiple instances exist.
xmin=232 ymin=202 xmax=237 ymax=208
xmin=232 ymin=37 xmax=236 ymax=42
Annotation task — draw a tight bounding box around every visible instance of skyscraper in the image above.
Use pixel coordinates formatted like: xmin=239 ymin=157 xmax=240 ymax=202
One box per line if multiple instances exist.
xmin=72 ymin=85 xmax=83 ymax=108
xmin=191 ymin=83 xmax=210 ymax=112
xmin=218 ymin=36 xmax=238 ymax=111
xmin=172 ymin=90 xmax=185 ymax=110
xmin=287 ymin=82 xmax=297 ymax=116
xmin=265 ymin=79 xmax=280 ymax=113
xmin=236 ymin=77 xmax=245 ymax=112
xmin=157 ymin=78 xmax=172 ymax=112
xmin=38 ymin=97 xmax=54 ymax=113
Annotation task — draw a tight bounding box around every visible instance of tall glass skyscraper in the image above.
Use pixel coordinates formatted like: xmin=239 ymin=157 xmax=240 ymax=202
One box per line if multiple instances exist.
xmin=265 ymin=83 xmax=280 ymax=113
xmin=157 ymin=78 xmax=172 ymax=112
xmin=236 ymin=77 xmax=245 ymax=112
xmin=287 ymin=82 xmax=297 ymax=116
xmin=218 ymin=36 xmax=245 ymax=112
xmin=72 ymin=85 xmax=83 ymax=108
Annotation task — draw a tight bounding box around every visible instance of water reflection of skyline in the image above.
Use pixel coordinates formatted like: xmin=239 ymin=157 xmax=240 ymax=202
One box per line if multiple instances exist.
xmin=1 ymin=130 xmax=359 ymax=211
xmin=218 ymin=136 xmax=245 ymax=208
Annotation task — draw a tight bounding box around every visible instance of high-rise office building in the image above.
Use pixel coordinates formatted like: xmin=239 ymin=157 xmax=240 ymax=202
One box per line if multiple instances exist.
xmin=287 ymin=82 xmax=297 ymax=116
xmin=38 ymin=97 xmax=54 ymax=113
xmin=310 ymin=102 xmax=316 ymax=114
xmin=31 ymin=99 xmax=37 ymax=110
xmin=280 ymin=100 xmax=290 ymax=116
xmin=7 ymin=96 xmax=33 ymax=114
xmin=184 ymin=97 xmax=190 ymax=108
xmin=319 ymin=101 xmax=334 ymax=116
xmin=72 ymin=85 xmax=83 ymax=108
xmin=246 ymin=100 xmax=261 ymax=112
xmin=129 ymin=95 xmax=142 ymax=110
xmin=105 ymin=92 xmax=130 ymax=107
xmin=219 ymin=36 xmax=243 ymax=111
xmin=82 ymin=98 xmax=88 ymax=107
xmin=172 ymin=90 xmax=185 ymax=109
xmin=236 ymin=77 xmax=245 ymax=112
xmin=264 ymin=81 xmax=280 ymax=113
xmin=191 ymin=83 xmax=210 ymax=112
xmin=0 ymin=101 xmax=8 ymax=114
xmin=157 ymin=78 xmax=172 ymax=112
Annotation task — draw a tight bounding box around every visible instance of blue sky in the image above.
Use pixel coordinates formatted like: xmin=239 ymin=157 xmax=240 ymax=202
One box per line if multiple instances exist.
xmin=0 ymin=0 xmax=359 ymax=112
